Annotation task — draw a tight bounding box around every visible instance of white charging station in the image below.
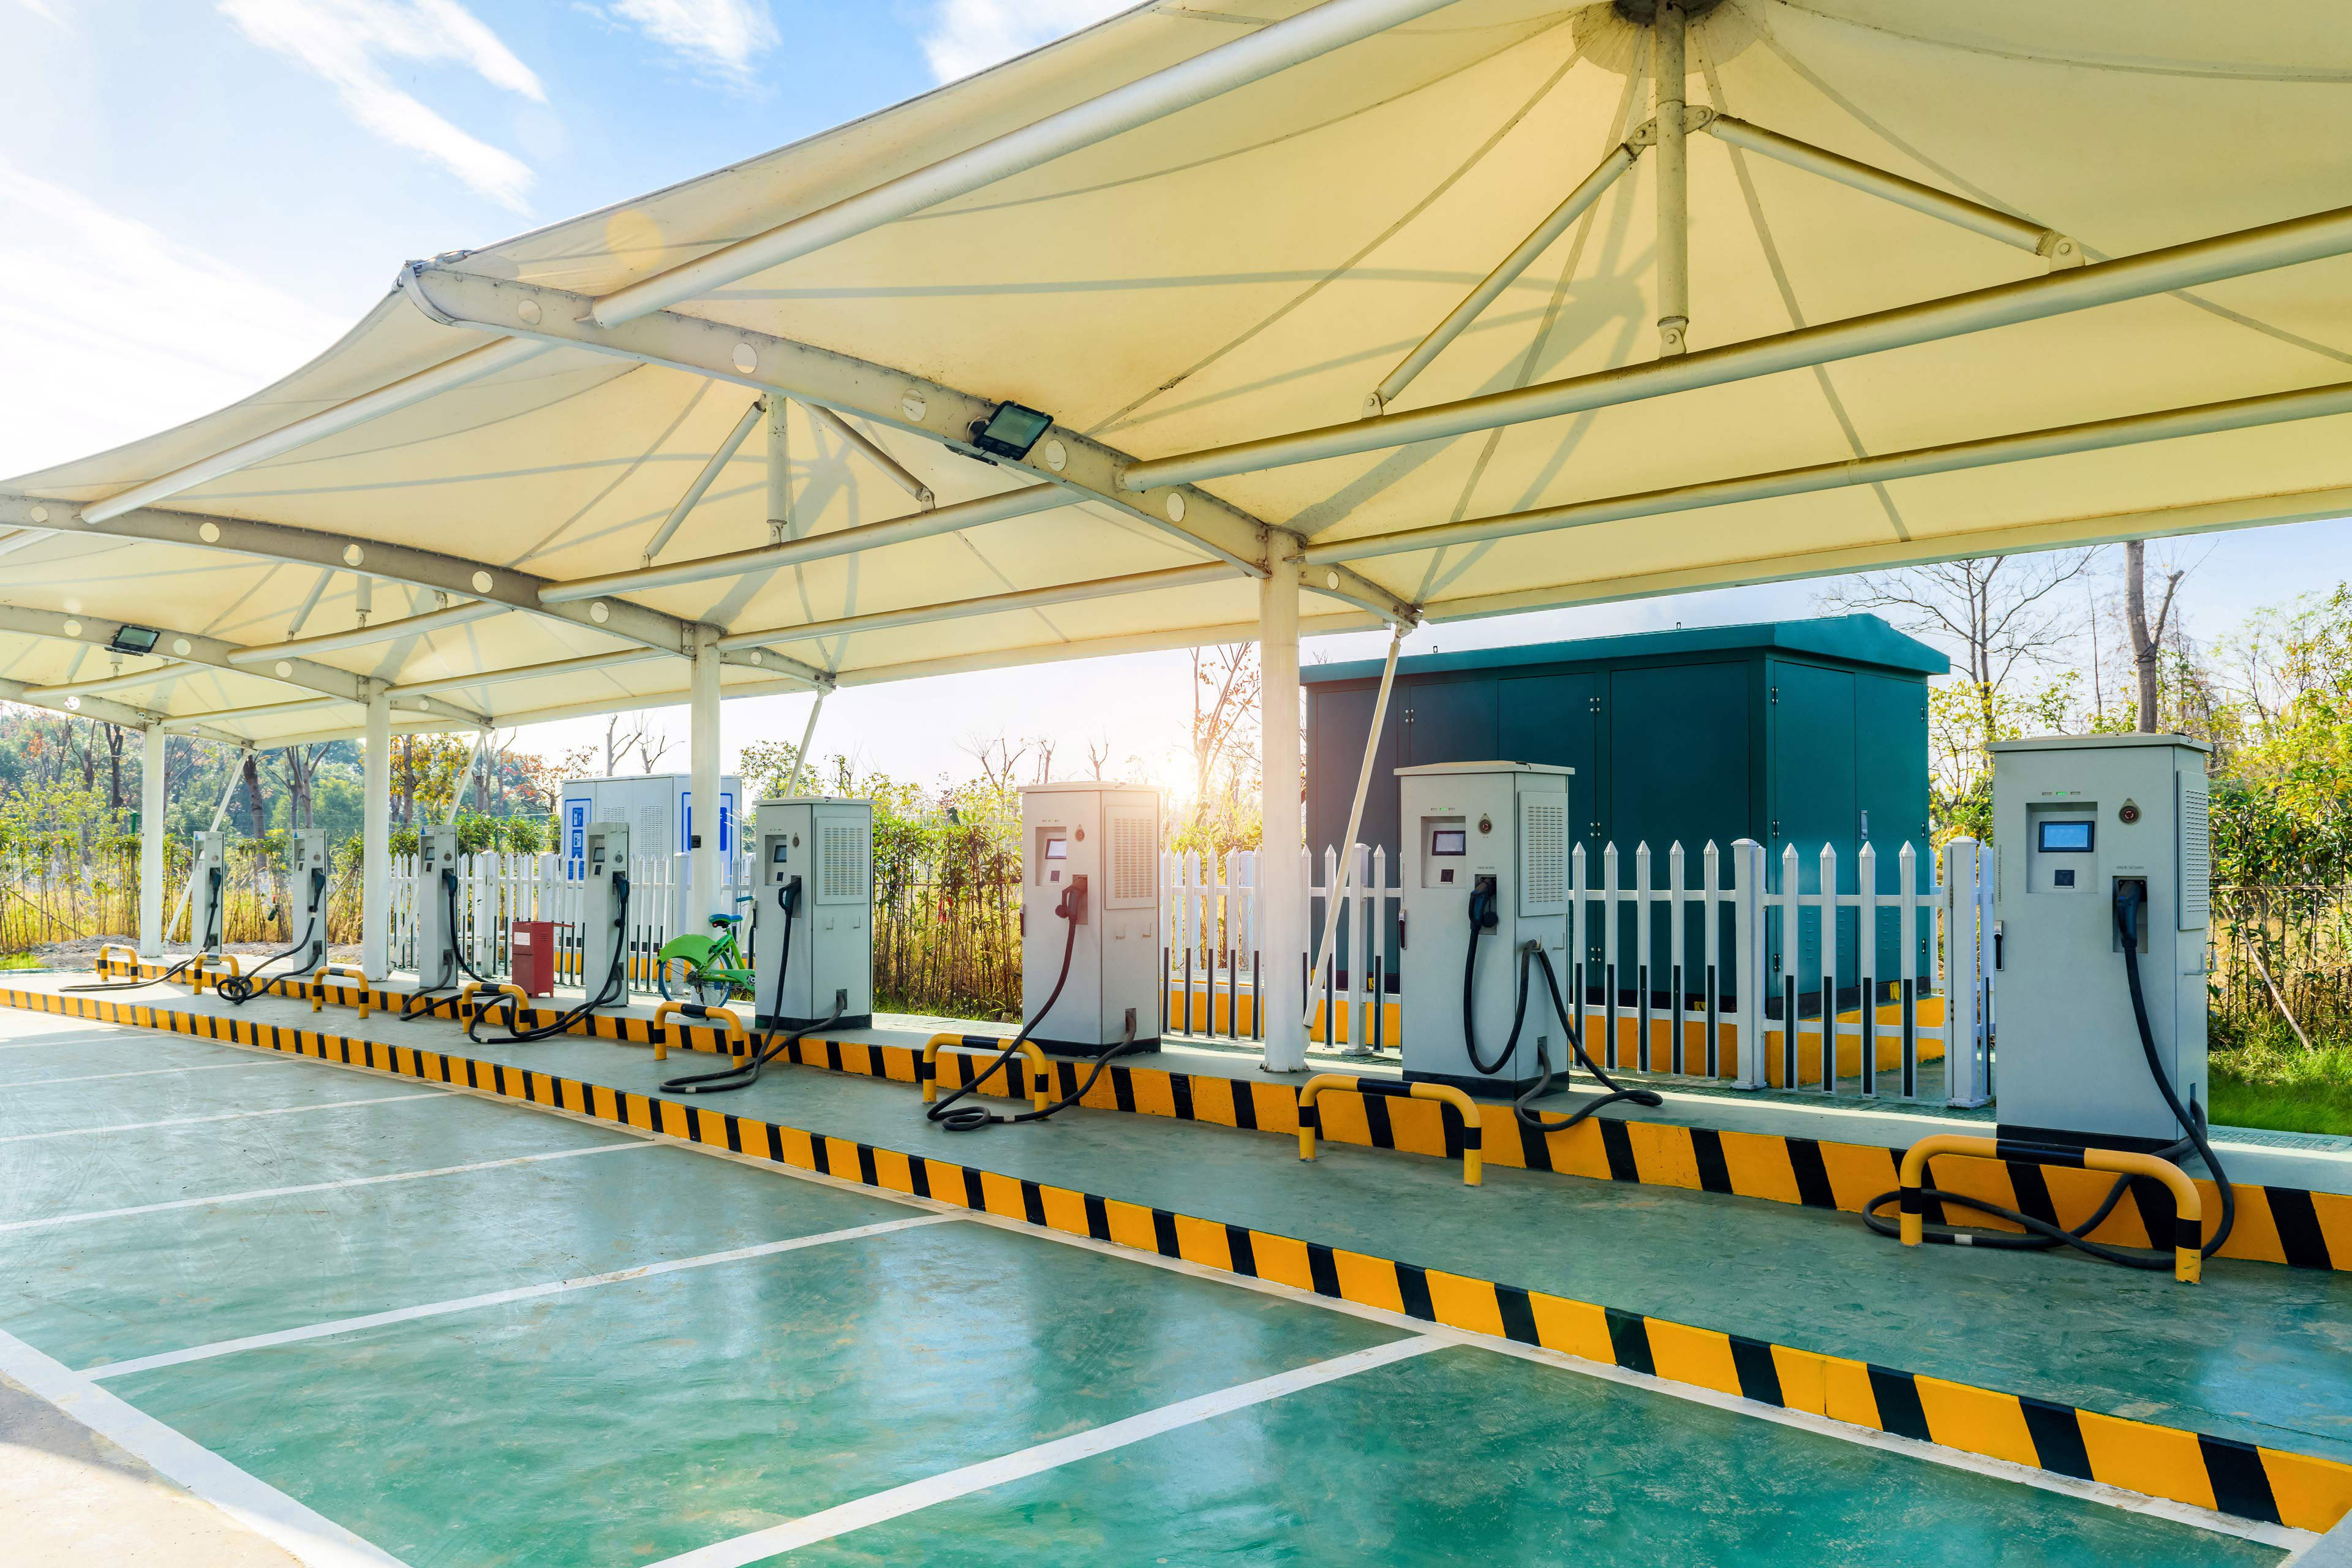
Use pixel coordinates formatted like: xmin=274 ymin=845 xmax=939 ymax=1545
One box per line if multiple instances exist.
xmin=289 ymin=828 xmax=330 ymax=969
xmin=191 ymin=829 xmax=228 ymax=954
xmin=752 ymin=797 xmax=874 ymax=1031
xmin=1019 ymin=783 xmax=1162 ymax=1056
xmin=412 ymin=824 xmax=461 ymax=987
xmin=579 ymin=821 xmax=629 ymax=1000
xmin=1991 ymin=734 xmax=2211 ymax=1148
xmin=1397 ymin=763 xmax=1574 ymax=1096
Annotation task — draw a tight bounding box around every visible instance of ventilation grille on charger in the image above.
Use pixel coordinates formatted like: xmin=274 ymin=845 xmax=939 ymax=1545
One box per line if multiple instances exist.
xmin=820 ymin=819 xmax=870 ymax=903
xmin=1520 ymin=796 xmax=1567 ymax=914
xmin=1110 ymin=808 xmax=1156 ymax=907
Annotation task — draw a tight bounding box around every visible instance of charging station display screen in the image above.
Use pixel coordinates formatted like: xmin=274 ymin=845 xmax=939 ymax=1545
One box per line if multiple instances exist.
xmin=1043 ymin=838 xmax=1068 ymax=860
xmin=1431 ymin=829 xmax=1467 ymax=856
xmin=771 ymin=843 xmax=790 ymax=864
xmin=2037 ymin=821 xmax=2094 ymax=852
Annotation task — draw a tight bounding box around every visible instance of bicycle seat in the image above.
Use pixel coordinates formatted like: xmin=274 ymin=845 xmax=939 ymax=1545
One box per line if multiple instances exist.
xmin=707 ymin=913 xmax=742 ymax=927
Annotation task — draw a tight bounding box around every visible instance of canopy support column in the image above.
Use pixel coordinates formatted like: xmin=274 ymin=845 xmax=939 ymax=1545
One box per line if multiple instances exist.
xmin=790 ymin=688 xmax=827 ymax=797
xmin=361 ymin=690 xmax=391 ymax=981
xmin=766 ymin=396 xmax=791 ymax=545
xmin=689 ymin=633 xmax=726 ymax=925
xmin=1654 ymin=1 xmax=1689 ymax=355
xmin=1259 ymin=551 xmax=1307 ymax=1073
xmin=137 ymin=726 xmax=167 ymax=959
xmin=1302 ymin=624 xmax=1402 ymax=1039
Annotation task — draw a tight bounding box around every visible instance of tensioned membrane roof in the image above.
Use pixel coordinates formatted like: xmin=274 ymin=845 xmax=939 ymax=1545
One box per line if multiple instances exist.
xmin=4 ymin=0 xmax=2351 ymax=749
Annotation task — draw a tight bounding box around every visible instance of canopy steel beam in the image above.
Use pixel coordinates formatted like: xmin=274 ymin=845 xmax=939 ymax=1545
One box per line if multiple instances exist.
xmin=1705 ymin=116 xmax=2076 ymax=261
xmin=80 ymin=337 xmax=547 ymax=524
xmin=586 ymin=0 xmax=1463 ymax=326
xmin=0 ymin=600 xmax=483 ymax=726
xmin=1122 ymin=201 xmax=2352 ymax=492
xmin=646 ymin=396 xmax=765 ymax=563
xmin=227 ymin=600 xmax=505 ymax=663
xmin=24 ymin=660 xmax=195 ymax=701
xmin=1653 ymin=2 xmax=1690 ymax=356
xmin=716 ymin=560 xmax=1240 ymax=650
xmin=401 ymin=268 xmax=1419 ymax=626
xmin=1368 ymin=140 xmax=1640 ymax=414
xmin=387 ymin=647 xmax=665 ymax=698
xmin=0 ymin=677 xmax=157 ymax=731
xmin=0 ymin=492 xmax=779 ymax=677
xmin=808 ymin=405 xmax=934 ymax=508
xmin=1303 ymin=377 xmax=2352 ymax=565
xmin=543 ymin=484 xmax=1068 ymax=604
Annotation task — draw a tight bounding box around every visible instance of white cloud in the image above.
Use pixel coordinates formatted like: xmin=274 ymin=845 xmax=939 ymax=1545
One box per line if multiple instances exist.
xmin=218 ymin=0 xmax=544 ymax=210
xmin=0 ymin=158 xmax=347 ymax=477
xmin=606 ymin=0 xmax=776 ymax=79
xmin=918 ymin=0 xmax=1129 ymax=84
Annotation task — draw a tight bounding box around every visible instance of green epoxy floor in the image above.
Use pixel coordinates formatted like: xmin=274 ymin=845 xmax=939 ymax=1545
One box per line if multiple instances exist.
xmin=438 ymin=1021 xmax=2352 ymax=1468
xmin=0 ymin=1008 xmax=2299 ymax=1564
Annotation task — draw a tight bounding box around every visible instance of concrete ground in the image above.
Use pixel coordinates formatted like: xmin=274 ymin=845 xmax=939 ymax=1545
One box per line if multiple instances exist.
xmin=0 ymin=1006 xmax=2297 ymax=1566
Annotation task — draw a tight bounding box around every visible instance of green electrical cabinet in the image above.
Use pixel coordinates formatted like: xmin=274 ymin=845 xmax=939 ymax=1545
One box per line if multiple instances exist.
xmin=1303 ymin=615 xmax=1946 ymax=1003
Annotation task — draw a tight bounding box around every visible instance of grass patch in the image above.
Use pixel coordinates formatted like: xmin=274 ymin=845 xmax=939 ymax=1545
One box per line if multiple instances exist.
xmin=2209 ymin=1015 xmax=2352 ymax=1137
xmin=0 ymin=952 xmax=42 ymax=972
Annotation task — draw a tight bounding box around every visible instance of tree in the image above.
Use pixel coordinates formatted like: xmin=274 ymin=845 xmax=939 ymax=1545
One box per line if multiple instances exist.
xmin=2123 ymin=540 xmax=2186 ymax=733
xmin=634 ymin=721 xmax=674 ymax=774
xmin=957 ymin=733 xmax=1030 ymax=793
xmin=1186 ymin=644 xmax=1261 ymax=830
xmin=1084 ymin=736 xmax=1111 ymax=780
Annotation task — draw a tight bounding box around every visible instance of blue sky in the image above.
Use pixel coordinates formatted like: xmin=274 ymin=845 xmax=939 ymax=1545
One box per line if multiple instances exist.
xmin=5 ymin=0 xmax=2351 ymax=798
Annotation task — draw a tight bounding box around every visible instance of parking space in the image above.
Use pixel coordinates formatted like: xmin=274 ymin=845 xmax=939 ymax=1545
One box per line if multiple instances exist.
xmin=0 ymin=1008 xmax=2297 ymax=1566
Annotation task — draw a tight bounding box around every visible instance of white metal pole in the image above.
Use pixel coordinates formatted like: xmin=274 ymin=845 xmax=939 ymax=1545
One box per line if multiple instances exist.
xmin=688 ymin=633 xmax=725 ymax=925
xmin=1302 ymin=376 xmax=2352 ymax=566
xmin=790 ymin=688 xmax=828 ymax=797
xmin=807 ymin=404 xmax=935 ymax=508
xmin=1302 ymin=624 xmax=1403 ymax=1030
xmin=1370 ymin=143 xmax=1641 ymax=413
xmin=168 ymin=749 xmax=249 ymax=946
xmin=764 ymin=394 xmax=794 ymax=545
xmin=589 ymin=0 xmax=1462 ymax=327
xmin=137 ymin=725 xmax=166 ymax=959
xmin=1259 ymin=551 xmax=1308 ymax=1072
xmin=1123 ymin=202 xmax=2352 ymax=493
xmin=361 ymin=690 xmax=392 ymax=980
xmin=1653 ymin=1 xmax=1689 ymax=356
xmin=443 ymin=728 xmax=488 ymax=825
xmin=644 ymin=398 xmax=764 ymax=564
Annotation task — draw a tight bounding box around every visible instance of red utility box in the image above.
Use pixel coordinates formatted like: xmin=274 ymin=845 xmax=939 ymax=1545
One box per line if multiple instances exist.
xmin=510 ymin=921 xmax=556 ymax=997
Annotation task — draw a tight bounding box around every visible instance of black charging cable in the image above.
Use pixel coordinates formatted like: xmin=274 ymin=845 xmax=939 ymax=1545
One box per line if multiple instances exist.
xmin=927 ymin=880 xmax=1140 ymax=1133
xmin=217 ymin=867 xmax=330 ymax=1005
xmin=1862 ymin=880 xmax=2236 ymax=1268
xmin=661 ymin=878 xmax=840 ymax=1095
xmin=471 ymin=875 xmax=631 ymax=1044
xmin=67 ymin=865 xmax=226 ymax=995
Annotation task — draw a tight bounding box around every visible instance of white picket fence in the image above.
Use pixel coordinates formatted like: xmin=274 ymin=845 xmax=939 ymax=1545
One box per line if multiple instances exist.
xmin=390 ymin=850 xmax=756 ymax=997
xmin=1163 ymin=838 xmax=1995 ymax=1105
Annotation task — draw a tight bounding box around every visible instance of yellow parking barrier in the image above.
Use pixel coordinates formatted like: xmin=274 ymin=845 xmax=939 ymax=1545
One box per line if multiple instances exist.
xmin=311 ymin=963 xmax=373 ymax=1021
xmin=1898 ymin=1133 xmax=2203 ymax=1283
xmin=189 ymin=952 xmax=241 ymax=997
xmin=920 ymin=1033 xmax=1052 ymax=1114
xmin=1297 ymin=1073 xmax=1484 ymax=1186
xmin=93 ymin=943 xmax=139 ymax=976
xmin=652 ymin=1000 xmax=745 ymax=1063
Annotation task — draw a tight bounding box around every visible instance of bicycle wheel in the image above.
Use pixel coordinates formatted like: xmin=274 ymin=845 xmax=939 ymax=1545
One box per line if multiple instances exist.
xmin=656 ymin=955 xmax=731 ymax=1008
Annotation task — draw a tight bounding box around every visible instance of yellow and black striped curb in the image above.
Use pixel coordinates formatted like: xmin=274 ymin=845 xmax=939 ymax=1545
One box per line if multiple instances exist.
xmin=74 ymin=960 xmax=2352 ymax=1276
xmin=7 ymin=981 xmax=2351 ymax=1534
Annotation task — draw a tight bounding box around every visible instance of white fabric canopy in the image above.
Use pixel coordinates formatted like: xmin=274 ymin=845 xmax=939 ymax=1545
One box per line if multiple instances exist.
xmin=6 ymin=0 xmax=2351 ymax=747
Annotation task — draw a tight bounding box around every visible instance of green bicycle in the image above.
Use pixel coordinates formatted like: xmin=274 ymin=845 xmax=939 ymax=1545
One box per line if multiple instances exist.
xmin=655 ymin=892 xmax=758 ymax=1006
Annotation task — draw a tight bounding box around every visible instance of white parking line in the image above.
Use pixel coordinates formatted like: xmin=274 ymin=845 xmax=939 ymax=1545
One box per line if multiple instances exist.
xmin=0 ymin=1140 xmax=656 ymax=1235
xmin=644 ymin=1334 xmax=1448 ymax=1567
xmin=0 ymin=1061 xmax=294 ymax=1088
xmin=89 ymin=1213 xmax=963 ymax=1379
xmin=0 ymin=1325 xmax=410 ymax=1568
xmin=0 ymin=1091 xmax=449 ymax=1145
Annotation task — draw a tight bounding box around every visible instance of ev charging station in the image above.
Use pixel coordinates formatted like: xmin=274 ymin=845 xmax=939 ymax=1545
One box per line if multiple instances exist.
xmin=579 ymin=821 xmax=630 ymax=997
xmin=1019 ymin=783 xmax=1163 ymax=1057
xmin=412 ymin=824 xmax=461 ymax=988
xmin=1397 ymin=763 xmax=1574 ymax=1097
xmin=752 ymin=797 xmax=874 ymax=1031
xmin=1991 ymin=734 xmax=2212 ymax=1149
xmin=190 ymin=829 xmax=229 ymax=954
xmin=288 ymin=828 xmax=330 ymax=969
